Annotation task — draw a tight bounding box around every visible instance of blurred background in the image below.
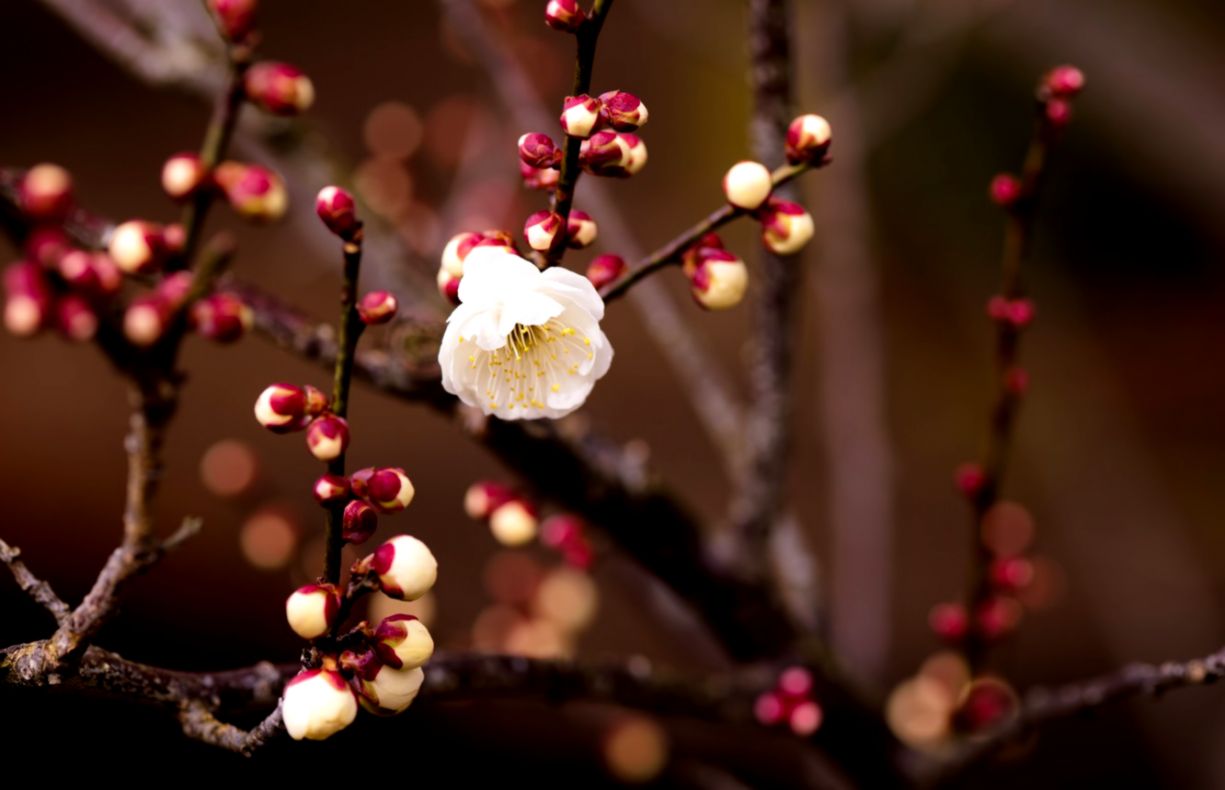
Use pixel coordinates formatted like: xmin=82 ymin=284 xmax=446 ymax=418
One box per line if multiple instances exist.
xmin=1 ymin=0 xmax=1223 ymax=785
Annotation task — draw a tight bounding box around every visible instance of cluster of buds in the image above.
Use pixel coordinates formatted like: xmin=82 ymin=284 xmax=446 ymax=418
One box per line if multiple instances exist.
xmin=244 ymin=62 xmax=314 ymax=116
xmin=464 ymin=481 xmax=595 ymax=568
xmin=281 ymin=534 xmax=439 ymax=740
xmin=722 ymin=158 xmax=817 ymax=257
xmin=681 ymin=233 xmax=748 ymax=311
xmin=521 ymin=210 xmax=599 ymax=252
xmin=435 ymin=230 xmax=518 ymax=303
xmin=159 ymin=153 xmax=290 ymax=224
xmin=754 ymin=666 xmax=824 ymax=736
xmin=3 ymin=165 xmax=251 ymax=347
xmin=579 ymin=129 xmax=648 ymax=178
xmin=1037 ymin=65 xmax=1085 ymax=129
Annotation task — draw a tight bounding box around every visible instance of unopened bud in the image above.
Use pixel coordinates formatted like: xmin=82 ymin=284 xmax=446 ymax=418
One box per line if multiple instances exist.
xmin=976 ymin=596 xmax=1022 ymax=639
xmin=245 ymin=61 xmax=314 ymax=116
xmin=315 ymin=186 xmax=360 ymax=240
xmin=520 ymin=161 xmax=561 ymax=191
xmin=723 ymin=161 xmax=773 ymax=210
xmin=986 ymin=296 xmax=1035 ymax=329
xmin=597 ymin=91 xmax=648 ymax=131
xmin=928 ymin=601 xmax=969 ymax=643
xmin=566 ymin=210 xmax=598 ymax=249
xmin=540 ymin=514 xmax=593 ymax=569
xmin=790 ymin=700 xmax=824 ymax=736
xmin=989 ymin=173 xmax=1023 ymax=208
xmin=437 ymin=266 xmax=462 ymax=305
xmin=586 ymin=254 xmax=626 ymax=290
xmin=524 ymin=210 xmax=565 ymax=251
xmin=206 ymin=0 xmax=258 ymax=42
xmin=560 ymin=95 xmax=602 ymax=139
xmin=109 ymin=220 xmax=167 ymax=275
xmin=1044 ymin=98 xmax=1073 ymax=128
xmin=282 ymin=668 xmax=357 ymax=741
xmin=156 ymin=271 xmax=195 ymax=312
xmin=373 ymin=614 xmax=434 ymax=669
xmin=343 ymin=499 xmax=378 ymax=545
xmin=357 ymin=290 xmax=398 ymax=325
xmin=364 ymin=467 xmax=416 ymax=513
xmin=161 ymin=153 xmax=207 ymax=202
xmin=463 ymin=480 xmax=514 ymax=520
xmin=580 ymin=131 xmax=647 ymax=177
xmin=355 ymin=664 xmax=425 ymax=716
xmin=489 ymin=500 xmax=538 ymax=547
xmin=785 ymin=114 xmax=832 ymax=165
xmin=303 ymin=384 xmax=330 ymax=417
xmin=953 ymin=462 xmax=987 ymax=499
xmin=285 ymin=583 xmax=341 ymax=640
xmin=371 ymin=534 xmax=438 ymax=600
xmin=59 ymin=251 xmax=122 ymax=298
xmin=254 ymin=382 xmax=309 ymax=433
xmin=55 ymin=294 xmax=98 ymax=342
xmin=4 ymin=262 xmax=52 ymax=337
xmin=518 ymin=133 xmax=561 ymax=169
xmin=24 ymin=227 xmax=70 ymax=268
xmin=123 ymin=295 xmax=170 ymax=348
xmin=312 ymin=473 xmax=350 ymax=505
xmin=990 ymin=557 xmax=1034 ymax=592
xmin=305 ymin=414 xmax=350 ymax=461
xmin=190 ymin=292 xmax=252 ymax=343
xmin=1004 ymin=365 xmax=1030 ymax=396
xmin=1045 ymin=65 xmax=1085 ymax=98
xmin=545 ymin=0 xmax=585 ymax=32
xmin=214 ymin=162 xmax=287 ymax=223
xmin=759 ymin=199 xmax=814 ymax=255
xmin=19 ymin=164 xmax=73 ymax=221
xmin=688 ymin=249 xmax=748 ymax=311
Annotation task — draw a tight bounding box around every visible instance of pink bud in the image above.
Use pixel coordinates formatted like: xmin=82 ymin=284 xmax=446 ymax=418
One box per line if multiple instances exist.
xmin=681 ymin=234 xmax=725 ymax=276
xmin=161 ymin=153 xmax=207 ymax=202
xmin=489 ymin=499 xmax=539 ymax=547
xmin=785 ymin=114 xmax=832 ymax=165
xmin=754 ymin=692 xmax=786 ymax=726
xmin=214 ymin=162 xmax=287 ymax=223
xmin=976 ymin=596 xmax=1022 ymax=639
xmin=109 ymin=220 xmax=168 ymax=275
xmin=990 ymin=557 xmax=1034 ymax=592
xmin=373 ymin=614 xmax=435 ymax=670
xmin=523 ymin=210 xmax=565 ymax=251
xmin=303 ymin=385 xmax=330 ymax=417
xmin=580 ymin=130 xmax=647 ymax=177
xmin=363 ymin=467 xmax=415 ymax=513
xmin=206 ymin=0 xmax=258 ymax=42
xmin=597 ymin=91 xmax=649 ymax=131
xmin=986 ymin=296 xmax=1035 ymax=329
xmin=282 ymin=668 xmax=358 ymax=741
xmin=156 ymin=271 xmax=195 ymax=312
xmin=518 ymin=133 xmax=561 ymax=169
xmin=928 ymin=601 xmax=968 ymax=643
xmin=1045 ymin=98 xmax=1073 ymax=128
xmin=953 ymin=462 xmax=987 ymax=499
xmin=312 ymin=473 xmax=350 ymax=506
xmin=1045 ymin=65 xmax=1085 ymax=98
xmin=25 ymin=227 xmax=70 ymax=267
xmin=544 ymin=0 xmax=586 ymax=33
xmin=57 ymin=250 xmax=116 ymax=297
xmin=759 ymin=199 xmax=814 ymax=255
xmin=778 ymin=666 xmax=814 ymax=699
xmin=560 ymin=95 xmax=602 ymax=139
xmin=4 ymin=262 xmax=52 ymax=337
xmin=723 ymin=160 xmax=773 ymax=211
xmin=254 ymin=382 xmax=309 ymax=433
xmin=439 ymin=231 xmax=482 ymax=281
xmin=371 ymin=534 xmax=437 ymax=600
xmin=586 ymin=254 xmax=625 ymax=290
xmin=315 ymin=186 xmax=360 ymax=240
xmin=55 ymin=294 xmax=98 ymax=342
xmin=357 ymin=290 xmax=398 ymax=325
xmin=688 ymin=249 xmax=748 ymax=311
xmin=306 ymin=414 xmax=350 ymax=461
xmin=190 ymin=292 xmax=252 ymax=343
xmin=989 ymin=173 xmax=1023 ymax=208
xmin=123 ymin=295 xmax=170 ymax=348
xmin=464 ymin=480 xmax=514 ymax=520
xmin=789 ymin=700 xmax=823 ymax=736
xmin=520 ymin=161 xmax=561 ymax=191
xmin=245 ymin=61 xmax=314 ymax=116
xmin=285 ymin=583 xmax=341 ymax=640
xmin=342 ymin=499 xmax=378 ymax=545
xmin=19 ymin=164 xmax=73 ymax=221
xmin=566 ymin=210 xmax=598 ymax=249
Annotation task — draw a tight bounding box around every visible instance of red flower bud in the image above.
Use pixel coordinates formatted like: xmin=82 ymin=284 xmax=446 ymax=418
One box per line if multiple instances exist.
xmin=785 ymin=114 xmax=832 ymax=165
xmin=315 ymin=185 xmax=360 ymax=240
xmin=342 ymin=499 xmax=378 ymax=545
xmin=190 ymin=292 xmax=252 ymax=343
xmin=214 ymin=162 xmax=287 ymax=223
xmin=19 ymin=164 xmax=73 ymax=221
xmin=580 ymin=131 xmax=647 ymax=177
xmin=357 ymin=290 xmax=398 ymax=325
xmin=161 ymin=153 xmax=207 ymax=202
xmin=566 ymin=210 xmax=598 ymax=249
xmin=688 ymin=249 xmax=748 ymax=311
xmin=953 ymin=462 xmax=987 ymax=499
xmin=58 ymin=250 xmax=121 ymax=298
xmin=754 ymin=692 xmax=786 ymax=726
xmin=789 ymin=700 xmax=824 ymax=736
xmin=989 ymin=173 xmax=1023 ymax=208
xmin=206 ymin=0 xmax=258 ymax=43
xmin=55 ymin=294 xmax=98 ymax=342
xmin=778 ymin=666 xmax=814 ymax=699
xmin=4 ymin=262 xmax=52 ymax=337
xmin=306 ymin=414 xmax=350 ymax=461
xmin=156 ymin=271 xmax=195 ymax=312
xmin=990 ymin=557 xmax=1034 ymax=592
xmin=524 ymin=210 xmax=564 ymax=252
xmin=544 ymin=0 xmax=586 ymax=33
xmin=312 ymin=473 xmax=350 ymax=506
xmin=109 ymin=220 xmax=168 ymax=275
xmin=758 ymin=198 xmax=814 ymax=255
xmin=597 ymin=91 xmax=649 ymax=131
xmin=518 ymin=133 xmax=561 ymax=169
xmin=560 ymin=95 xmax=602 ymax=139
xmin=986 ymin=296 xmax=1035 ymax=329
xmin=520 ymin=161 xmax=561 ymax=191
xmin=1045 ymin=98 xmax=1073 ymax=128
xmin=928 ymin=601 xmax=968 ymax=643
xmin=362 ymin=467 xmax=415 ymax=513
xmin=1045 ymin=65 xmax=1085 ymax=98
xmin=25 ymin=227 xmax=70 ymax=267
xmin=245 ymin=61 xmax=314 ymax=116
xmin=586 ymin=254 xmax=626 ymax=290
xmin=373 ymin=614 xmax=434 ymax=670
xmin=371 ymin=534 xmax=437 ymax=600
xmin=254 ymin=382 xmax=309 ymax=433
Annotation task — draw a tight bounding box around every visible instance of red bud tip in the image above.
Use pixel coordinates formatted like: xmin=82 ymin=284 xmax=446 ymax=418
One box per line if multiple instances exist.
xmin=342 ymin=499 xmax=379 ymax=545
xmin=544 ymin=0 xmax=586 ymax=33
xmin=758 ymin=198 xmax=814 ymax=255
xmin=580 ymin=131 xmax=647 ymax=177
xmin=305 ymin=414 xmax=350 ymax=461
xmin=206 ymin=0 xmax=258 ymax=43
xmin=357 ymin=290 xmax=398 ymax=325
xmin=254 ymin=382 xmax=310 ymax=433
xmin=314 ymin=185 xmax=360 ymax=240
xmin=754 ymin=692 xmax=786 ymax=726
xmin=520 ymin=161 xmax=561 ymax=191
xmin=214 ymin=162 xmax=287 ymax=223
xmin=586 ymin=254 xmax=626 ymax=290
xmin=986 ymin=296 xmax=1035 ymax=329
xmin=518 ymin=133 xmax=562 ymax=169
xmin=597 ymin=91 xmax=648 ymax=131
xmin=560 ymin=94 xmax=603 ymax=139
xmin=566 ymin=210 xmax=598 ymax=249
xmin=108 ymin=220 xmax=168 ymax=275
xmin=19 ymin=164 xmax=74 ymax=221
xmin=523 ymin=210 xmax=565 ymax=252
xmin=312 ymin=474 xmax=351 ymax=506
xmin=990 ymin=557 xmax=1034 ymax=592
xmin=58 ymin=250 xmax=121 ymax=298
xmin=688 ymin=249 xmax=748 ymax=311
xmin=1044 ymin=98 xmax=1073 ymax=128
xmin=989 ymin=173 xmax=1023 ymax=208
xmin=1045 ymin=65 xmax=1085 ymax=98
xmin=928 ymin=601 xmax=969 ymax=643
xmin=190 ymin=292 xmax=252 ymax=343
xmin=785 ymin=114 xmax=833 ymax=165
xmin=245 ymin=62 xmax=314 ymax=116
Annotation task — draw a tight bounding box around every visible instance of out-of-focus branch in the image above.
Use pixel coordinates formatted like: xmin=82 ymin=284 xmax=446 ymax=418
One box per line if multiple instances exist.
xmin=727 ymin=0 xmax=801 ymax=579
xmin=0 ymin=539 xmax=70 ymax=625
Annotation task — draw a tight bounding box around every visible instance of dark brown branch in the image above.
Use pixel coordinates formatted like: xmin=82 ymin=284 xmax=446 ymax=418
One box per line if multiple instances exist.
xmin=0 ymin=539 xmax=70 ymax=624
xmin=179 ymin=702 xmax=285 ymax=756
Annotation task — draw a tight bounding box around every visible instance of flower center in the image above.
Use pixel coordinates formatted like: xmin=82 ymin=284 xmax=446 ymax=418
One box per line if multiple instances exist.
xmin=458 ymin=318 xmax=595 ymax=413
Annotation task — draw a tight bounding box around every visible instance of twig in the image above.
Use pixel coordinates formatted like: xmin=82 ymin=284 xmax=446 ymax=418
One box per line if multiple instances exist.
xmin=542 ymin=0 xmax=616 ymax=268
xmin=599 ymin=163 xmax=814 ymax=304
xmin=0 ymin=539 xmax=70 ymax=624
xmin=179 ymin=701 xmax=285 ymax=756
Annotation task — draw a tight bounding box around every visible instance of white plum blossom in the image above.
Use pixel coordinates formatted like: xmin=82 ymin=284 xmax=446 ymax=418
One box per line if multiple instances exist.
xmin=438 ymin=246 xmax=613 ymax=420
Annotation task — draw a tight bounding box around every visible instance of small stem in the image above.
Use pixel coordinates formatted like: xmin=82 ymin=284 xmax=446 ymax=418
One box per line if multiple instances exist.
xmin=600 ymin=162 xmax=814 ymax=303
xmin=323 ymin=236 xmax=366 ymax=583
xmin=176 ymin=48 xmax=250 ymax=271
xmin=541 ymin=0 xmax=616 ymax=268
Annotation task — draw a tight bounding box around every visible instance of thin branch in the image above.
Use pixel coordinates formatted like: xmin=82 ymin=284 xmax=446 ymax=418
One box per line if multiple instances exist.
xmin=179 ymin=702 xmax=285 ymax=756
xmin=0 ymin=539 xmax=70 ymax=624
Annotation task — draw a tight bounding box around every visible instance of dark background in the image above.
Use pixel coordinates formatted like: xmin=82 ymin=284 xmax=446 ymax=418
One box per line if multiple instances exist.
xmin=1 ymin=0 xmax=1223 ymax=785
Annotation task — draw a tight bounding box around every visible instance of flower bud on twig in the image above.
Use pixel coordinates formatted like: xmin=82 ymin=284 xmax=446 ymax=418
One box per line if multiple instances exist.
xmin=315 ymin=186 xmax=360 ymax=241
xmin=1044 ymin=65 xmax=1085 ymax=99
xmin=371 ymin=534 xmax=438 ymax=600
xmin=25 ymin=227 xmax=70 ymax=268
xmin=206 ymin=0 xmax=258 ymax=43
xmin=55 ymin=294 xmax=98 ymax=342
xmin=566 ymin=210 xmax=598 ymax=249
xmin=19 ymin=164 xmax=73 ymax=221
xmin=244 ymin=62 xmax=314 ymax=116
xmin=597 ymin=91 xmax=648 ymax=131
xmin=545 ymin=0 xmax=586 ymax=32
xmin=518 ymin=133 xmax=562 ymax=169
xmin=688 ymin=249 xmax=748 ymax=311
xmin=282 ymin=668 xmax=358 ymax=741
xmin=357 ymin=290 xmax=398 ymax=325
xmin=190 ymin=292 xmax=253 ymax=343
xmin=580 ymin=131 xmax=648 ymax=177
xmin=953 ymin=462 xmax=987 ymax=500
xmin=524 ymin=210 xmax=565 ymax=251
xmin=560 ymin=95 xmax=602 ymax=139
xmin=254 ymin=382 xmax=309 ymax=433
xmin=214 ymin=162 xmax=287 ymax=223
xmin=343 ymin=499 xmax=378 ymax=545
xmin=303 ymin=384 xmax=330 ymax=417
xmin=520 ymin=161 xmax=561 ymax=191
xmin=312 ymin=473 xmax=350 ymax=506
xmin=363 ymin=467 xmax=416 ymax=513
xmin=989 ymin=173 xmax=1023 ymax=208
xmin=109 ymin=220 xmax=168 ymax=275
xmin=489 ymin=500 xmax=538 ymax=547
xmin=785 ymin=114 xmax=832 ymax=165
xmin=123 ymin=295 xmax=170 ymax=348
xmin=464 ymin=480 xmax=514 ymax=520
xmin=928 ymin=601 xmax=969 ymax=643
xmin=586 ymin=254 xmax=625 ymax=290
xmin=3 ymin=262 xmax=52 ymax=337
xmin=306 ymin=414 xmax=350 ymax=461
xmin=285 ymin=583 xmax=341 ymax=640
xmin=373 ymin=614 xmax=434 ymax=669
xmin=723 ymin=161 xmax=773 ymax=211
xmin=161 ymin=153 xmax=207 ymax=202
xmin=986 ymin=296 xmax=1035 ymax=329
xmin=759 ymin=199 xmax=815 ymax=255
xmin=355 ymin=664 xmax=425 ymax=716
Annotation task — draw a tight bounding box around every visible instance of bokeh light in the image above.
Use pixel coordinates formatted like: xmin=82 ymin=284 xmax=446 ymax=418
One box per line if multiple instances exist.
xmin=603 ymin=715 xmax=669 ymax=784
xmin=533 ymin=565 xmax=598 ymax=634
xmin=199 ymin=438 xmax=258 ymax=498
xmin=980 ymin=501 xmax=1036 ymax=557
xmin=886 ymin=675 xmax=954 ymax=749
xmin=353 ymin=156 xmax=413 ymax=218
xmin=363 ymin=101 xmax=424 ymax=161
xmin=240 ymin=506 xmax=299 ymax=570
xmin=483 ymin=550 xmax=544 ymax=606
